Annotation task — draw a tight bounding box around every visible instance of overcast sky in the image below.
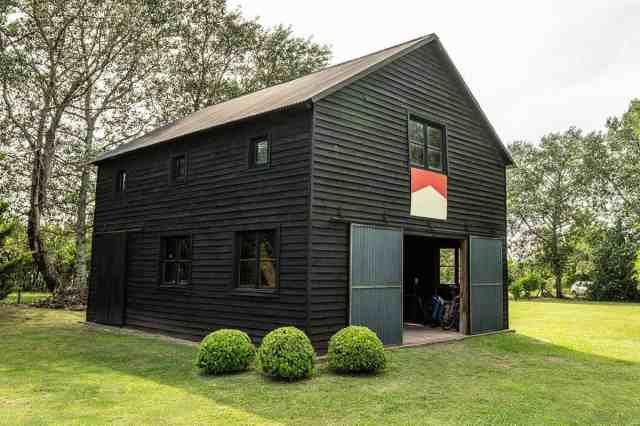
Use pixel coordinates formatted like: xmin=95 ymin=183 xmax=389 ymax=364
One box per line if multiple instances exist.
xmin=228 ymin=0 xmax=640 ymax=144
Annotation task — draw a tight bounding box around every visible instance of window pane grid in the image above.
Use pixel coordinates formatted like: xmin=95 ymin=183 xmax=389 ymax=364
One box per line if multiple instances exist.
xmin=237 ymin=230 xmax=278 ymax=289
xmin=252 ymin=139 xmax=270 ymax=168
xmin=409 ymin=118 xmax=445 ymax=172
xmin=161 ymin=236 xmax=191 ymax=286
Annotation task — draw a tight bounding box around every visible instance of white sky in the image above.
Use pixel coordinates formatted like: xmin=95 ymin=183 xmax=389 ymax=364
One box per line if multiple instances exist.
xmin=228 ymin=0 xmax=640 ymax=144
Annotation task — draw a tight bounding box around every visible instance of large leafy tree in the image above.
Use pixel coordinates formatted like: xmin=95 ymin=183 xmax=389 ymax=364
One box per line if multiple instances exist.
xmin=508 ymin=128 xmax=592 ymax=297
xmin=151 ymin=0 xmax=331 ymax=123
xmin=583 ymin=99 xmax=640 ymax=221
xmin=0 ymin=1 xmax=169 ymax=291
xmin=62 ymin=2 xmax=170 ymax=288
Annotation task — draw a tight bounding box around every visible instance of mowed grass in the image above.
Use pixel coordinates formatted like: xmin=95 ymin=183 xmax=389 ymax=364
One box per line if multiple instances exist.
xmin=1 ymin=292 xmax=50 ymax=305
xmin=1 ymin=301 xmax=639 ymax=425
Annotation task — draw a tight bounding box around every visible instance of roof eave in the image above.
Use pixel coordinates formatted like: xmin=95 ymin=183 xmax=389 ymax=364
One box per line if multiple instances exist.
xmin=90 ymin=101 xmax=313 ymax=165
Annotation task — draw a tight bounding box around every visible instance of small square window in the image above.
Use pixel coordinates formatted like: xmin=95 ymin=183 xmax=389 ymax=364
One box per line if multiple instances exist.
xmin=251 ymin=138 xmax=270 ymax=168
xmin=171 ymin=155 xmax=186 ymax=183
xmin=116 ymin=170 xmax=127 ymax=193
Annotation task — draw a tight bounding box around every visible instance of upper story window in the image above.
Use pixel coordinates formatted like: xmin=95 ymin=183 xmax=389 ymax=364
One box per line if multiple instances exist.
xmin=250 ymin=137 xmax=270 ymax=169
xmin=171 ymin=155 xmax=186 ymax=183
xmin=160 ymin=236 xmax=192 ymax=286
xmin=237 ymin=229 xmax=278 ymax=289
xmin=409 ymin=117 xmax=446 ymax=172
xmin=116 ymin=170 xmax=127 ymax=193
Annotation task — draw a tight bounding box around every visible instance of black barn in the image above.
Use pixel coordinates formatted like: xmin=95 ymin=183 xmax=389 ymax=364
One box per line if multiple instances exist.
xmin=87 ymin=34 xmax=513 ymax=350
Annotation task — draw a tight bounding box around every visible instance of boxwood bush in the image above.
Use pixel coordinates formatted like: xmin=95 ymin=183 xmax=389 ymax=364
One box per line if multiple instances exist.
xmin=256 ymin=326 xmax=315 ymax=381
xmin=195 ymin=329 xmax=256 ymax=375
xmin=327 ymin=326 xmax=386 ymax=374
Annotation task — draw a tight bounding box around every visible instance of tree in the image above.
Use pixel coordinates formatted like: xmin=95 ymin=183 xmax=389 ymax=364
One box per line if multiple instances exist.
xmin=0 ymin=1 xmax=169 ymax=291
xmin=151 ymin=0 xmax=331 ymax=123
xmin=0 ymin=198 xmax=28 ymax=299
xmin=582 ymin=99 xmax=640 ymax=221
xmin=589 ymin=221 xmax=639 ymax=301
xmin=508 ymin=128 xmax=591 ymax=298
xmin=63 ymin=2 xmax=170 ymax=288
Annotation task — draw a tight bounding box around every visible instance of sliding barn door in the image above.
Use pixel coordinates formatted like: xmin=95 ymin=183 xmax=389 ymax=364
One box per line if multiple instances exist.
xmin=350 ymin=224 xmax=403 ymax=345
xmin=469 ymin=237 xmax=504 ymax=334
xmin=91 ymin=232 xmax=128 ymax=326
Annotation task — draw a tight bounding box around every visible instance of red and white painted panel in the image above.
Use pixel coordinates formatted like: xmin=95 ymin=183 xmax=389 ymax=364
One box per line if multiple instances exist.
xmin=410 ymin=168 xmax=447 ymax=220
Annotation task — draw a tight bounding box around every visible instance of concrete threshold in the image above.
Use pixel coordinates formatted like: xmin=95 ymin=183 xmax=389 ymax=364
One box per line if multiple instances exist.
xmin=388 ymin=328 xmax=516 ymax=351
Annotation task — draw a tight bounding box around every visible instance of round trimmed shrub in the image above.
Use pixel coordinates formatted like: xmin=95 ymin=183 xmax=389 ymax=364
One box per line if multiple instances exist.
xmin=327 ymin=326 xmax=386 ymax=374
xmin=256 ymin=326 xmax=315 ymax=381
xmin=195 ymin=329 xmax=256 ymax=375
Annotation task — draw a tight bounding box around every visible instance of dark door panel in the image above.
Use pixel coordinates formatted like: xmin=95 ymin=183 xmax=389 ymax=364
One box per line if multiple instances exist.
xmin=91 ymin=232 xmax=127 ymax=326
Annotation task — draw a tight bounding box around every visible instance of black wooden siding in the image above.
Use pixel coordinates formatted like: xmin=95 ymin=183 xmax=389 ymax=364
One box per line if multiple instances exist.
xmin=308 ymin=42 xmax=508 ymax=348
xmin=88 ymin=108 xmax=312 ymax=342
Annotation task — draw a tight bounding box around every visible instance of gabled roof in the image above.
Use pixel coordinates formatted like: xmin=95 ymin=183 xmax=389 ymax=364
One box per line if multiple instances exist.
xmin=93 ymin=34 xmax=513 ymax=165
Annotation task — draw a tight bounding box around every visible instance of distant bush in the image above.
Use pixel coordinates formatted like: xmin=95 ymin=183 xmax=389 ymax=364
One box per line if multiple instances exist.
xmin=516 ymin=273 xmax=546 ymax=298
xmin=510 ymin=281 xmax=524 ymax=300
xmin=256 ymin=327 xmax=315 ymax=381
xmin=589 ymin=223 xmax=639 ymax=302
xmin=195 ymin=329 xmax=256 ymax=375
xmin=328 ymin=326 xmax=386 ymax=374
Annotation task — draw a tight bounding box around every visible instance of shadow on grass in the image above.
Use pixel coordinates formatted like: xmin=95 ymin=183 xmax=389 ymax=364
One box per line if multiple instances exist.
xmin=512 ymin=298 xmax=640 ymax=307
xmin=2 ymin=305 xmax=640 ymax=424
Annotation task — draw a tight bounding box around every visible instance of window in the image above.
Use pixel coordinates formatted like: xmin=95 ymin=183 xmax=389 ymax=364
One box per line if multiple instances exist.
xmin=237 ymin=230 xmax=278 ymax=289
xmin=439 ymin=248 xmax=457 ymax=285
xmin=171 ymin=155 xmax=186 ymax=183
xmin=250 ymin=137 xmax=270 ymax=169
xmin=409 ymin=117 xmax=446 ymax=172
xmin=116 ymin=170 xmax=127 ymax=193
xmin=160 ymin=236 xmax=192 ymax=286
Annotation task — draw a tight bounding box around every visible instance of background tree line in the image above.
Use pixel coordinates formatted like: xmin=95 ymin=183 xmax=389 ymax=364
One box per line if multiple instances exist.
xmin=508 ymin=99 xmax=640 ymax=301
xmin=0 ymin=0 xmax=330 ymax=295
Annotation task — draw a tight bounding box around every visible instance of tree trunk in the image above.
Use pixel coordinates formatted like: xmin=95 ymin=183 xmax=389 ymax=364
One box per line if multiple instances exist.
xmin=72 ymin=105 xmax=95 ymax=289
xmin=551 ymin=213 xmax=564 ymax=299
xmin=28 ymin=149 xmax=61 ymax=293
xmin=72 ymin=164 xmax=90 ymax=288
xmin=554 ymin=271 xmax=563 ymax=299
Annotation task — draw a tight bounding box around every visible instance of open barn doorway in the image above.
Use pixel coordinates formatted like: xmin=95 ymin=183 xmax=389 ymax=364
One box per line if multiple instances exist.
xmin=403 ymin=235 xmax=467 ymax=345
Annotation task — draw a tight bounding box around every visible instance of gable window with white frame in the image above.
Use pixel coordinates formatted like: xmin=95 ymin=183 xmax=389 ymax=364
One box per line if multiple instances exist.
xmin=250 ymin=137 xmax=270 ymax=169
xmin=408 ymin=117 xmax=447 ymax=172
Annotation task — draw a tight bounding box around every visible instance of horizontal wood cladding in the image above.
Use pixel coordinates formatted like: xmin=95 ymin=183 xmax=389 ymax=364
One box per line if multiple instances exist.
xmin=91 ymin=108 xmax=312 ymax=344
xmin=309 ymin=42 xmax=508 ymax=346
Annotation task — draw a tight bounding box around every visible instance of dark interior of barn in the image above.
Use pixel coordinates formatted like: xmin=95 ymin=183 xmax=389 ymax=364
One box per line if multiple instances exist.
xmin=403 ymin=235 xmax=463 ymax=343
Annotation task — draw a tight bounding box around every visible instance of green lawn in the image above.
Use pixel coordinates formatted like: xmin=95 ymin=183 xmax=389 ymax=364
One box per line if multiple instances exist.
xmin=1 ymin=300 xmax=640 ymax=425
xmin=0 ymin=292 xmax=50 ymax=305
